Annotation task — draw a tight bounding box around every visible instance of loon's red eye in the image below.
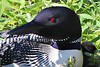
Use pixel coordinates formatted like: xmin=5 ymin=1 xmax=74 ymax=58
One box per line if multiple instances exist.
xmin=50 ymin=17 xmax=54 ymax=22
xmin=49 ymin=17 xmax=56 ymax=22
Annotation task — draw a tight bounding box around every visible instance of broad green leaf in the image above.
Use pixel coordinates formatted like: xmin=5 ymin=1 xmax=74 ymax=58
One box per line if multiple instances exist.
xmin=78 ymin=14 xmax=93 ymax=19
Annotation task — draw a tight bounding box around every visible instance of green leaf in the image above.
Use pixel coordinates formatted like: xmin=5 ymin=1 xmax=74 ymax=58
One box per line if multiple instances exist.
xmin=97 ymin=53 xmax=100 ymax=56
xmin=25 ymin=13 xmax=32 ymax=22
xmin=78 ymin=14 xmax=93 ymax=19
xmin=50 ymin=3 xmax=63 ymax=6
xmin=77 ymin=0 xmax=83 ymax=8
xmin=84 ymin=52 xmax=92 ymax=56
xmin=9 ymin=0 xmax=25 ymax=9
xmin=89 ymin=0 xmax=99 ymax=13
xmin=96 ymin=20 xmax=100 ymax=27
xmin=0 ymin=0 xmax=15 ymax=17
xmin=32 ymin=0 xmax=36 ymax=3
xmin=67 ymin=0 xmax=72 ymax=4
xmin=50 ymin=3 xmax=70 ymax=8
xmin=90 ymin=35 xmax=100 ymax=43
xmin=0 ymin=0 xmax=5 ymax=17
xmin=69 ymin=56 xmax=72 ymax=62
xmin=19 ymin=0 xmax=25 ymax=9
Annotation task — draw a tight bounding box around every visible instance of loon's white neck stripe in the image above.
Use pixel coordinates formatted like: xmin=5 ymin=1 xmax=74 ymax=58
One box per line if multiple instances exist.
xmin=70 ymin=36 xmax=82 ymax=43
xmin=53 ymin=37 xmax=70 ymax=42
xmin=52 ymin=36 xmax=82 ymax=43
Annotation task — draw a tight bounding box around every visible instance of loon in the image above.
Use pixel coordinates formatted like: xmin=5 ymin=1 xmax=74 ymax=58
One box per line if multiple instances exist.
xmin=4 ymin=6 xmax=83 ymax=67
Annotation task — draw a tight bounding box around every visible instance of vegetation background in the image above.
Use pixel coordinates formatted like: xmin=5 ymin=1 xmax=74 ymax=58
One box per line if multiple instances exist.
xmin=0 ymin=0 xmax=100 ymax=66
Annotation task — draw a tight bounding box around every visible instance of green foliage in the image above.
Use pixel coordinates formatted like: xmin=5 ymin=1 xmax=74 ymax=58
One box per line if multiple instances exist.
xmin=85 ymin=52 xmax=100 ymax=66
xmin=0 ymin=0 xmax=100 ymax=66
xmin=0 ymin=0 xmax=51 ymax=31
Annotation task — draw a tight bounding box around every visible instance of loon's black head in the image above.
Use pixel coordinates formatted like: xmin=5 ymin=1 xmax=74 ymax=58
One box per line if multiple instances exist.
xmin=7 ymin=6 xmax=81 ymax=50
xmin=8 ymin=6 xmax=81 ymax=41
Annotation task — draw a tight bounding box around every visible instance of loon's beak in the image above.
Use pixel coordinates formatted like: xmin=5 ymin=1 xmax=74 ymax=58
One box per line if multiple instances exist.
xmin=7 ymin=20 xmax=43 ymax=35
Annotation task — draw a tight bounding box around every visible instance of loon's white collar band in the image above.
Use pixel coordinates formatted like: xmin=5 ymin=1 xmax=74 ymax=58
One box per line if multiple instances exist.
xmin=70 ymin=36 xmax=82 ymax=43
xmin=53 ymin=37 xmax=70 ymax=42
xmin=52 ymin=36 xmax=82 ymax=43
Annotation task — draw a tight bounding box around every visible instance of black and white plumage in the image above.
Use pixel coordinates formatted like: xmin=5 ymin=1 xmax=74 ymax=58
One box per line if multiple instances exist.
xmin=0 ymin=33 xmax=54 ymax=67
xmin=0 ymin=6 xmax=84 ymax=67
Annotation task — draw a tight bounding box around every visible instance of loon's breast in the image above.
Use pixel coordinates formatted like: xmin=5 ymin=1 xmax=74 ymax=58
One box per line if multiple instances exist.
xmin=40 ymin=44 xmax=83 ymax=67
